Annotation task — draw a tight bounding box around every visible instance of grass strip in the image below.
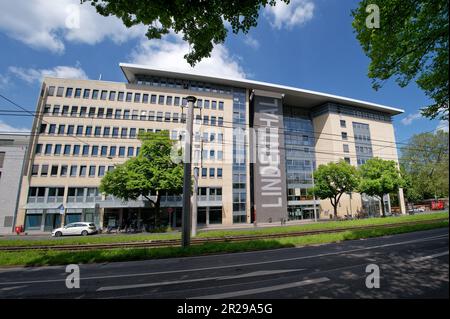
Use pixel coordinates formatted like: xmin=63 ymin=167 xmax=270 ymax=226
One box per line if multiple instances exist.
xmin=0 ymin=220 xmax=447 ymax=267
xmin=0 ymin=211 xmax=447 ymax=248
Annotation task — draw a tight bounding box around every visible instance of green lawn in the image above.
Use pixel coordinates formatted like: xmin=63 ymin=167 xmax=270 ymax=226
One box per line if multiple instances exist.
xmin=0 ymin=211 xmax=447 ymax=247
xmin=0 ymin=219 xmax=447 ymax=267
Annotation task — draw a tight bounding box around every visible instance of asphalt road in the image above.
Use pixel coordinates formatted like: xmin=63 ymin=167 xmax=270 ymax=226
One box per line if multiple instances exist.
xmin=0 ymin=228 xmax=448 ymax=299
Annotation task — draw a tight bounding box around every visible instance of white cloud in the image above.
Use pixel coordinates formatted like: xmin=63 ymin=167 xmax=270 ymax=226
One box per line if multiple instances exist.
xmin=0 ymin=0 xmax=146 ymax=54
xmin=129 ymin=34 xmax=246 ymax=79
xmin=0 ymin=120 xmax=30 ymax=134
xmin=265 ymin=0 xmax=315 ymax=30
xmin=401 ymin=112 xmax=422 ymax=125
xmin=8 ymin=65 xmax=88 ymax=84
xmin=436 ymin=120 xmax=449 ymax=133
xmin=243 ymin=35 xmax=260 ymax=49
xmin=0 ymin=74 xmax=9 ymax=89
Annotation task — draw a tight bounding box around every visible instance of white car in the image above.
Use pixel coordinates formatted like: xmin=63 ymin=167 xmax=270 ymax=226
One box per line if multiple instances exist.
xmin=52 ymin=222 xmax=97 ymax=237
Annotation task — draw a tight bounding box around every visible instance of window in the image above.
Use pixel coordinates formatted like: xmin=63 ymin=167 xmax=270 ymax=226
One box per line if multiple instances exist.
xmin=57 ymin=165 xmax=67 ymax=177
xmin=148 ymin=111 xmax=155 ymax=121
xmin=202 ymin=167 xmax=207 ymax=177
xmin=174 ymin=96 xmax=180 ymax=106
xmin=130 ymin=128 xmax=136 ymax=138
xmin=100 ymin=90 xmax=108 ymax=100
xmin=157 ymin=112 xmax=163 ymax=122
xmin=109 ymin=91 xmax=116 ymax=101
xmin=197 ymin=99 xmax=203 ymax=108
xmin=79 ymin=166 xmax=87 ymax=177
xmin=219 ymin=101 xmax=224 ymax=110
xmin=65 ymin=87 xmax=73 ymax=98
xmin=41 ymin=165 xmax=49 ymax=176
xmin=121 ymin=128 xmax=128 ymax=138
xmin=142 ymin=94 xmax=149 ymax=103
xmin=89 ymin=166 xmax=96 ymax=177
xmin=64 ymin=145 xmax=71 ymax=155
xmin=103 ymin=127 xmax=111 ymax=137
xmin=119 ymin=147 xmax=125 ymax=157
xmin=150 ymin=94 xmax=157 ymax=104
xmin=106 ymin=108 xmax=113 ymax=118
xmin=39 ymin=124 xmax=47 ymax=134
xmin=97 ymin=108 xmax=104 ymax=118
xmin=165 ymin=112 xmax=171 ymax=122
xmin=158 ymin=95 xmax=165 ymax=104
xmin=101 ymin=146 xmax=107 ymax=156
xmin=127 ymin=147 xmax=134 ymax=157
xmin=109 ymin=146 xmax=117 ymax=157
xmin=218 ymin=117 xmax=223 ymax=127
xmin=88 ymin=107 xmax=96 ymax=117
xmin=341 ymin=132 xmax=348 ymax=140
xmin=182 ymin=97 xmax=187 ymax=106
xmin=209 ymin=168 xmax=215 ymax=178
xmin=98 ymin=166 xmax=106 ymax=177
xmin=210 ymin=150 xmax=215 ymax=159
xmin=31 ymin=165 xmax=39 ymax=176
xmin=54 ymin=144 xmax=62 ymax=155
xmin=92 ymin=90 xmax=99 ymax=100
xmin=62 ymin=105 xmax=69 ymax=115
xmin=218 ymin=150 xmax=223 ymax=160
xmin=80 ymin=106 xmax=87 ymax=117
xmin=134 ymin=93 xmax=141 ymax=103
xmin=67 ymin=125 xmax=74 ymax=135
xmin=115 ymin=109 xmax=122 ymax=119
xmin=76 ymin=125 xmax=83 ymax=136
xmin=132 ymin=110 xmax=138 ymax=120
xmin=82 ymin=145 xmax=89 ymax=156
xmin=91 ymin=146 xmax=99 ymax=156
xmin=203 ymin=115 xmax=209 ymax=125
xmin=35 ymin=144 xmax=43 ymax=154
xmin=74 ymin=88 xmax=81 ymax=98
xmin=126 ymin=92 xmax=132 ymax=102
xmin=52 ymin=105 xmax=60 ymax=115
xmin=210 ymin=116 xmax=216 ymax=126
xmin=83 ymin=89 xmax=90 ymax=99
xmin=140 ymin=111 xmax=146 ymax=120
xmin=124 ymin=109 xmax=130 ymax=119
xmin=73 ymin=145 xmax=80 ymax=156
xmin=212 ymin=101 xmax=217 ymax=110
xmin=48 ymin=124 xmax=56 ymax=134
xmin=217 ymin=168 xmax=223 ymax=178
xmin=204 ymin=100 xmax=210 ymax=109
xmin=340 ymin=120 xmax=346 ymax=128
xmin=166 ymin=96 xmax=173 ymax=105
xmin=70 ymin=165 xmax=77 ymax=177
xmin=343 ymin=144 xmax=349 ymax=153
xmin=44 ymin=105 xmax=51 ymax=114
xmin=51 ymin=165 xmax=58 ymax=176
xmin=47 ymin=86 xmax=55 ymax=96
xmin=112 ymin=127 xmax=119 ymax=137
xmin=45 ymin=144 xmax=52 ymax=155
xmin=85 ymin=126 xmax=92 ymax=136
xmin=94 ymin=126 xmax=101 ymax=136
xmin=344 ymin=157 xmax=351 ymax=164
xmin=118 ymin=91 xmax=124 ymax=101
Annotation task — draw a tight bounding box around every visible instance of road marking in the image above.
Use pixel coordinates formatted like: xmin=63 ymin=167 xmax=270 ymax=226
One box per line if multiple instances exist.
xmin=191 ymin=277 xmax=330 ymax=299
xmin=410 ymin=251 xmax=449 ymax=262
xmin=0 ymin=285 xmax=28 ymax=291
xmin=96 ymin=269 xmax=304 ymax=291
xmin=0 ymin=233 xmax=447 ymax=286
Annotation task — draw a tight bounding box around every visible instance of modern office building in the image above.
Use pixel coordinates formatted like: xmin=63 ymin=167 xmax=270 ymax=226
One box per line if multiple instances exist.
xmin=0 ymin=134 xmax=29 ymax=234
xmin=15 ymin=63 xmax=406 ymax=232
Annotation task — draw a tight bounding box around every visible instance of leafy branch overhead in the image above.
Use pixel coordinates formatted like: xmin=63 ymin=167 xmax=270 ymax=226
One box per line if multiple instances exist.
xmin=82 ymin=0 xmax=289 ymax=66
xmin=352 ymin=0 xmax=449 ymax=120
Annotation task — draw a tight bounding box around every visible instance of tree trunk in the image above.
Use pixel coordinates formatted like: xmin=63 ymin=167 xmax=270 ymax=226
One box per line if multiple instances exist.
xmin=155 ymin=192 xmax=161 ymax=228
xmin=333 ymin=205 xmax=338 ymax=219
xmin=380 ymin=194 xmax=386 ymax=217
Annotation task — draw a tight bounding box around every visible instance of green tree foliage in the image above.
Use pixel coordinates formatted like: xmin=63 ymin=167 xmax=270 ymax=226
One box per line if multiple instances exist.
xmin=358 ymin=158 xmax=405 ymax=217
xmin=82 ymin=0 xmax=288 ymax=66
xmin=310 ymin=160 xmax=360 ymax=219
xmin=100 ymin=131 xmax=183 ymax=222
xmin=352 ymin=0 xmax=449 ymax=120
xmin=400 ymin=130 xmax=449 ymax=202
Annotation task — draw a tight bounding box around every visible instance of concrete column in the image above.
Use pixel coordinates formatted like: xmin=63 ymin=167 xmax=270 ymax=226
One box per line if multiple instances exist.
xmin=206 ymin=207 xmax=210 ymax=226
xmin=398 ymin=188 xmax=406 ymax=215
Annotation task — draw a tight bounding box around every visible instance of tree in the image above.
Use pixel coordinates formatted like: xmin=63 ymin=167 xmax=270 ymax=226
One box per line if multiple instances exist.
xmin=400 ymin=130 xmax=449 ymax=202
xmin=99 ymin=131 xmax=183 ymax=225
xmin=310 ymin=160 xmax=360 ymax=219
xmin=82 ymin=0 xmax=289 ymax=66
xmin=352 ymin=0 xmax=449 ymax=120
xmin=358 ymin=158 xmax=405 ymax=217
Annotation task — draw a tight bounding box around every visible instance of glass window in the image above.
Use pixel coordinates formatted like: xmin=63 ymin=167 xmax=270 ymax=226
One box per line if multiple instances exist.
xmin=83 ymin=89 xmax=90 ymax=99
xmin=91 ymin=146 xmax=99 ymax=156
xmin=343 ymin=144 xmax=349 ymax=153
xmin=166 ymin=96 xmax=173 ymax=105
xmin=115 ymin=109 xmax=122 ymax=119
xmin=48 ymin=124 xmax=56 ymax=134
xmin=76 ymin=125 xmax=83 ymax=136
xmin=130 ymin=128 xmax=136 ymax=138
xmin=109 ymin=146 xmax=117 ymax=156
xmin=174 ymin=96 xmax=180 ymax=106
xmin=119 ymin=147 xmax=125 ymax=157
xmin=142 ymin=94 xmax=149 ymax=103
xmin=65 ymin=87 xmax=73 ymax=98
xmin=103 ymin=127 xmax=110 ymax=137
xmin=41 ymin=164 xmax=49 ymax=176
xmin=150 ymin=94 xmax=157 ymax=104
xmin=118 ymin=91 xmax=124 ymax=101
xmin=106 ymin=108 xmax=113 ymax=118
xmin=54 ymin=144 xmax=62 ymax=155
xmin=97 ymin=108 xmax=104 ymax=118
xmin=100 ymin=90 xmax=108 ymax=100
xmin=202 ymin=167 xmax=207 ymax=177
xmin=109 ymin=91 xmax=116 ymax=101
xmin=197 ymin=99 xmax=203 ymax=108
xmin=134 ymin=93 xmax=141 ymax=103
xmin=341 ymin=132 xmax=348 ymax=140
xmin=88 ymin=107 xmax=96 ymax=117
xmin=158 ymin=95 xmax=165 ymax=104
xmin=64 ymin=145 xmax=71 ymax=155
xmin=209 ymin=168 xmax=215 ymax=177
xmin=126 ymin=92 xmax=132 ymax=102
xmin=217 ymin=168 xmax=223 ymax=178
xmin=124 ymin=109 xmax=130 ymax=119
xmin=70 ymin=165 xmax=77 ymax=177
xmin=45 ymin=144 xmax=52 ymax=155
xmin=73 ymin=145 xmax=80 ymax=156
xmin=101 ymin=146 xmax=107 ymax=156
xmin=219 ymin=101 xmax=224 ymax=110
xmin=112 ymin=127 xmax=119 ymax=137
xmin=74 ymin=88 xmax=81 ymax=98
xmin=204 ymin=100 xmax=210 ymax=109
xmin=157 ymin=112 xmax=163 ymax=122
xmin=79 ymin=166 xmax=87 ymax=177
xmin=82 ymin=145 xmax=89 ymax=156
xmin=210 ymin=116 xmax=216 ymax=126
xmin=92 ymin=90 xmax=99 ymax=100
xmin=47 ymin=86 xmax=55 ymax=96
xmin=127 ymin=147 xmax=134 ymax=157
xmin=89 ymin=166 xmax=96 ymax=177
xmin=31 ymin=165 xmax=39 ymax=176
xmin=85 ymin=126 xmax=92 ymax=136
xmin=165 ymin=112 xmax=171 ymax=122
xmin=52 ymin=105 xmax=60 ymax=115
xmin=35 ymin=144 xmax=43 ymax=154
xmin=94 ymin=126 xmax=101 ymax=136
xmin=60 ymin=165 xmax=68 ymax=176
xmin=62 ymin=105 xmax=69 ymax=115
xmin=51 ymin=165 xmax=58 ymax=176
xmin=121 ymin=128 xmax=128 ymax=138
xmin=212 ymin=101 xmax=217 ymax=110
xmin=340 ymin=120 xmax=346 ymax=128
xmin=98 ymin=166 xmax=106 ymax=177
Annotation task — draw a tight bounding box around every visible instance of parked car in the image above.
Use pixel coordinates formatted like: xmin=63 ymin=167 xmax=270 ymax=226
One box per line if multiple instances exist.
xmin=408 ymin=207 xmax=425 ymax=215
xmin=52 ymin=222 xmax=97 ymax=237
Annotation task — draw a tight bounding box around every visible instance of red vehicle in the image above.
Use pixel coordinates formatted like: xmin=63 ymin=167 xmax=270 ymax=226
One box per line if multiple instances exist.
xmin=431 ymin=200 xmax=445 ymax=210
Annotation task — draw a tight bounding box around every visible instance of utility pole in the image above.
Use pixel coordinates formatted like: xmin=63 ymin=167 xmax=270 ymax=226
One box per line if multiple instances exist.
xmin=181 ymin=96 xmax=197 ymax=248
xmin=312 ymin=166 xmax=317 ymax=222
xmin=192 ymin=167 xmax=199 ymax=237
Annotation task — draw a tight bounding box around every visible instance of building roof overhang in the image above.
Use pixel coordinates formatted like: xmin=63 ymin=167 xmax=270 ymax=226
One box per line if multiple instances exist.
xmin=120 ymin=63 xmax=404 ymax=115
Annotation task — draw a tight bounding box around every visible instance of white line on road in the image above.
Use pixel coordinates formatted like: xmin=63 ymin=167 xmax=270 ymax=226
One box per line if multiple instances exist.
xmin=0 ymin=233 xmax=447 ymax=286
xmin=97 ymin=269 xmax=304 ymax=292
xmin=191 ymin=277 xmax=330 ymax=299
xmin=410 ymin=251 xmax=449 ymax=262
xmin=0 ymin=285 xmax=28 ymax=291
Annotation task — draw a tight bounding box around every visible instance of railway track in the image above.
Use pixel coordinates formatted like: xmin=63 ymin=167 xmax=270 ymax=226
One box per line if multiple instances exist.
xmin=0 ymin=218 xmax=447 ymax=252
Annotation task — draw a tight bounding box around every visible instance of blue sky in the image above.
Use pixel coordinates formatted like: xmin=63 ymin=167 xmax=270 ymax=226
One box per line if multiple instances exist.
xmin=0 ymin=0 xmax=447 ymax=143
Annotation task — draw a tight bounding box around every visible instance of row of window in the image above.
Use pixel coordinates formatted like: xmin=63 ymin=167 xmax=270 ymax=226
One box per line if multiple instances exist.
xmin=31 ymin=164 xmax=114 ymax=178
xmin=36 ymin=143 xmax=140 ymax=158
xmin=47 ymin=86 xmax=225 ymax=109
xmin=201 ymin=167 xmax=223 ymax=178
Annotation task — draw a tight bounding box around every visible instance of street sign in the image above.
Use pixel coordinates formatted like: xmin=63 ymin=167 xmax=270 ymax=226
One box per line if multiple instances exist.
xmin=58 ymin=204 xmax=65 ymax=215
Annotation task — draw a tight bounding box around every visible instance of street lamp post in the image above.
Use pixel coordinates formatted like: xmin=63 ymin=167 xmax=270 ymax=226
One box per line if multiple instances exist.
xmin=181 ymin=96 xmax=197 ymax=248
